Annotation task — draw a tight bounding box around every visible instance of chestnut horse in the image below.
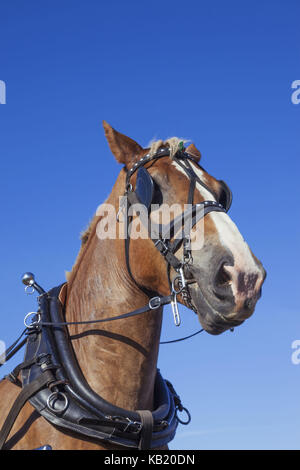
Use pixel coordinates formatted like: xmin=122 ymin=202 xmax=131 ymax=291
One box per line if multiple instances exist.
xmin=0 ymin=122 xmax=266 ymax=450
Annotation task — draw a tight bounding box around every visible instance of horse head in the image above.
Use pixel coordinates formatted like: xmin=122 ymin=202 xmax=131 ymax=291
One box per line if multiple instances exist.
xmin=103 ymin=121 xmax=266 ymax=336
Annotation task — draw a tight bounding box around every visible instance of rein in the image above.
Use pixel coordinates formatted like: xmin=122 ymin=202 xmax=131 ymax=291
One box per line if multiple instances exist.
xmin=19 ymin=279 xmax=204 ymax=345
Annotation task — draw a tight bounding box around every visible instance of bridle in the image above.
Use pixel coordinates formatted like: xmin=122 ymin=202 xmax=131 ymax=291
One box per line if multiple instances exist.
xmin=121 ymin=146 xmax=231 ymax=326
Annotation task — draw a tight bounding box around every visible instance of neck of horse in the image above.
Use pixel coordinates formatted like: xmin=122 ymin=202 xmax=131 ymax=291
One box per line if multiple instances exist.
xmin=65 ymin=209 xmax=163 ymax=412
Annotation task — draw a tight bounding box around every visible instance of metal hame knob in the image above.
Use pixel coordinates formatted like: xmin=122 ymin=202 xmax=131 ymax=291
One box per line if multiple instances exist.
xmin=22 ymin=272 xmax=36 ymax=286
xmin=21 ymin=272 xmax=45 ymax=295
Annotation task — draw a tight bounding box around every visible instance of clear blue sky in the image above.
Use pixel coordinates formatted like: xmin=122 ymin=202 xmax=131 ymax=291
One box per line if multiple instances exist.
xmin=0 ymin=0 xmax=299 ymax=450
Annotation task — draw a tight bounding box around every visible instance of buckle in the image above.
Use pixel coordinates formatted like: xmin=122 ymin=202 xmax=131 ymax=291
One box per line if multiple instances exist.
xmin=149 ymin=296 xmax=161 ymax=310
xmin=6 ymin=372 xmax=20 ymax=385
xmin=106 ymin=415 xmax=142 ymax=434
xmin=154 ymin=239 xmax=169 ymax=256
xmin=123 ymin=418 xmax=142 ymax=433
xmin=24 ymin=311 xmax=41 ymax=329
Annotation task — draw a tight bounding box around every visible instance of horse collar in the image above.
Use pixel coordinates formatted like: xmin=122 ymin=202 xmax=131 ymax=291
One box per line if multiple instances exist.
xmin=0 ymin=285 xmax=189 ymax=450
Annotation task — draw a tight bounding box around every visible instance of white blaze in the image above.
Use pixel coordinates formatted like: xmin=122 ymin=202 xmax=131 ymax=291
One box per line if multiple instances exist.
xmin=172 ymin=160 xmax=262 ymax=307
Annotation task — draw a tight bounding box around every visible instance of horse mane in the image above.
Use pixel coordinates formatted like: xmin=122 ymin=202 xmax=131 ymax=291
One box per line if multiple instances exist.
xmin=65 ymin=218 xmax=97 ymax=281
xmin=80 ymin=223 xmax=93 ymax=245
xmin=148 ymin=136 xmax=189 ymax=158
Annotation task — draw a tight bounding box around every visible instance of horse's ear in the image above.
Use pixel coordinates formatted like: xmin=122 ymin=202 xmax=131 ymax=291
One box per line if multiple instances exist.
xmin=103 ymin=121 xmax=143 ymax=167
xmin=185 ymin=143 xmax=201 ymax=162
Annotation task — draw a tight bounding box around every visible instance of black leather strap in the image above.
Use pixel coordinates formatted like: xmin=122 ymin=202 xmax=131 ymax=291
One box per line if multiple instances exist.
xmin=137 ymin=410 xmax=154 ymax=450
xmin=0 ymin=329 xmax=28 ymax=367
xmin=0 ymin=370 xmax=54 ymax=450
xmin=39 ymin=294 xmax=172 ymax=327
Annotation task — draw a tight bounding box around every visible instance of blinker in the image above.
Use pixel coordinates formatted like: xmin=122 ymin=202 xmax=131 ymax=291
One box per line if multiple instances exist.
xmin=218 ymin=180 xmax=233 ymax=212
xmin=135 ymin=166 xmax=154 ymax=210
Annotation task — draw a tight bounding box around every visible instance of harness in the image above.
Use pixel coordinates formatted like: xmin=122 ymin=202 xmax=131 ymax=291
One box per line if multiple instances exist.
xmin=0 ymin=147 xmax=232 ymax=450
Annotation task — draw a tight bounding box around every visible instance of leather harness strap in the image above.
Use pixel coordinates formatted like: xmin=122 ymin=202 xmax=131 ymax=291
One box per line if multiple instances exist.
xmin=0 ymin=370 xmax=54 ymax=450
xmin=137 ymin=410 xmax=154 ymax=450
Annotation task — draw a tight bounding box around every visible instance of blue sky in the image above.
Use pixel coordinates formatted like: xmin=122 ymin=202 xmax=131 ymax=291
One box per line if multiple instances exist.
xmin=0 ymin=0 xmax=299 ymax=450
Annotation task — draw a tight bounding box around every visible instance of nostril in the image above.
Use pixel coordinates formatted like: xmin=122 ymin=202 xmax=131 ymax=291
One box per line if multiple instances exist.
xmin=244 ymin=297 xmax=256 ymax=311
xmin=213 ymin=264 xmax=233 ymax=302
xmin=244 ymin=298 xmax=251 ymax=310
xmin=215 ymin=263 xmax=231 ymax=288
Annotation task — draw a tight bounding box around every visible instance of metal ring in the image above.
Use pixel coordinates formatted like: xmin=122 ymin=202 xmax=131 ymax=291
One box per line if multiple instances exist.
xmin=25 ymin=285 xmax=35 ymax=295
xmin=24 ymin=312 xmax=41 ymax=328
xmin=149 ymin=296 xmax=161 ymax=310
xmin=183 ymin=252 xmax=193 ymax=265
xmin=46 ymin=391 xmax=68 ymax=414
xmin=172 ymin=277 xmax=184 ymax=294
xmin=176 ymin=406 xmax=191 ymax=425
